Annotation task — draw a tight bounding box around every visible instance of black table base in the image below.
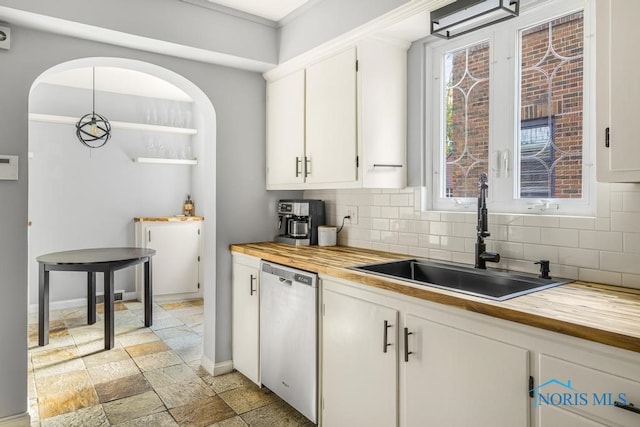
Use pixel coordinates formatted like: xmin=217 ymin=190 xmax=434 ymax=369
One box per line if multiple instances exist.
xmin=37 ymin=248 xmax=155 ymax=350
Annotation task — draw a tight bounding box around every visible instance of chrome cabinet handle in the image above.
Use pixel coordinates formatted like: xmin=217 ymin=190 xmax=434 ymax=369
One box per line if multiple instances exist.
xmin=373 ymin=164 xmax=403 ymax=168
xmin=614 ymin=401 xmax=640 ymax=415
xmin=304 ymin=157 xmax=311 ymax=178
xmin=295 ymin=157 xmax=302 ymax=177
xmin=404 ymin=327 xmax=413 ymax=362
xmin=249 ymin=274 xmax=257 ymax=296
xmin=383 ymin=320 xmax=392 ymax=353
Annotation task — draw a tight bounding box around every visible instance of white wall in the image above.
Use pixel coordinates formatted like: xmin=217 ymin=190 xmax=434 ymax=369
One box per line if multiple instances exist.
xmin=305 ymin=183 xmax=640 ymax=289
xmin=0 ymin=25 xmax=298 ymax=421
xmin=28 ymin=84 xmax=194 ymax=304
xmin=277 ymin=0 xmax=409 ymax=62
xmin=0 ymin=0 xmax=278 ymax=65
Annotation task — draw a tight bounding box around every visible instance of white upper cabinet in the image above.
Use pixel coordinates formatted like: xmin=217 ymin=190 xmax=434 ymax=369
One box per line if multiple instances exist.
xmin=265 ymin=38 xmax=407 ymax=190
xmin=596 ymin=0 xmax=640 ymax=182
xmin=266 ymin=69 xmax=305 ymax=187
xmin=306 ymin=47 xmax=358 ymax=186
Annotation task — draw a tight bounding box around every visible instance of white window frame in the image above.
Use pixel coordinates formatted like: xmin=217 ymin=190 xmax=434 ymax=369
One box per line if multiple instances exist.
xmin=425 ymin=0 xmax=595 ymax=216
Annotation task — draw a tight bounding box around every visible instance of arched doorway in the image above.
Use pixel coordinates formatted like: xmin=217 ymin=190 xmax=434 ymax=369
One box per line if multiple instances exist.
xmin=27 ymin=57 xmax=217 ymax=372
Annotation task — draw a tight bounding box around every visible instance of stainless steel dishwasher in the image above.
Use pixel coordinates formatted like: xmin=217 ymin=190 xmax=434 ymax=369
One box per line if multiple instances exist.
xmin=259 ymin=261 xmax=317 ymax=424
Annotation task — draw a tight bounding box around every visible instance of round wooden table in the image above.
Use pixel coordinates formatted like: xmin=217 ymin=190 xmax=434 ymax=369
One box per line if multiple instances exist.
xmin=37 ymin=247 xmax=156 ymax=350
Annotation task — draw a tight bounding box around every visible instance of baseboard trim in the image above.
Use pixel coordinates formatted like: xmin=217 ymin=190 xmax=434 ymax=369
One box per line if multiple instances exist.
xmin=0 ymin=412 xmax=30 ymax=426
xmin=200 ymin=355 xmax=233 ymax=377
xmin=28 ymin=290 xmax=133 ymax=313
xmin=214 ymin=360 xmax=234 ymax=376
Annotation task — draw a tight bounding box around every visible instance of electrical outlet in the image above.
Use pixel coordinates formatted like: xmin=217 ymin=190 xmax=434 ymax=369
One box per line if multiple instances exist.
xmin=345 ymin=206 xmax=358 ymax=225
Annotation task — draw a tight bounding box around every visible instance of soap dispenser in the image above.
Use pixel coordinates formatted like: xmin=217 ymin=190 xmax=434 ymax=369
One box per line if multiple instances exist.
xmin=183 ymin=195 xmax=194 ymax=217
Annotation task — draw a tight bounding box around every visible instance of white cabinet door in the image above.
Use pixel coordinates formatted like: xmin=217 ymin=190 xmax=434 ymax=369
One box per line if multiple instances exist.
xmin=232 ymin=254 xmax=260 ymax=384
xmin=359 ymin=38 xmax=407 ymax=189
xmin=596 ymin=0 xmax=640 ymax=182
xmin=539 ymin=405 xmax=607 ymax=427
xmin=306 ymin=47 xmax=358 ymax=185
xmin=145 ymin=222 xmax=200 ymax=295
xmin=322 ymin=288 xmax=398 ymax=427
xmin=402 ymin=313 xmax=529 ymax=427
xmin=266 ymin=70 xmax=305 ymax=188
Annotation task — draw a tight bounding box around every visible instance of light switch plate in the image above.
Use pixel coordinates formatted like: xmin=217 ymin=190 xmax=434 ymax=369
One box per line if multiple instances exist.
xmin=0 ymin=26 xmax=10 ymax=50
xmin=0 ymin=155 xmax=18 ymax=180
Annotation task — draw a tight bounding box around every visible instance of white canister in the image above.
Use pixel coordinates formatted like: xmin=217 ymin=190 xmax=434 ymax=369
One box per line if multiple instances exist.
xmin=318 ymin=225 xmax=337 ymax=246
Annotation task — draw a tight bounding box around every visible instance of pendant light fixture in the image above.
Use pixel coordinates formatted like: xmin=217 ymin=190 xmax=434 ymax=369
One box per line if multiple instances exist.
xmin=431 ymin=0 xmax=520 ymax=39
xmin=75 ymin=67 xmax=112 ymax=148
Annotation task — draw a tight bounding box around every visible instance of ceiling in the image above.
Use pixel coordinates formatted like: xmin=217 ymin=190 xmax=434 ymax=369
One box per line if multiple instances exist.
xmin=41 ymin=67 xmax=193 ymax=102
xmin=206 ymin=0 xmax=310 ymax=21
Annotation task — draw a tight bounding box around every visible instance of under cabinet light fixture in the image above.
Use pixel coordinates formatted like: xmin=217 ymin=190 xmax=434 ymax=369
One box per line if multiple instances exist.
xmin=431 ymin=0 xmax=520 ymax=39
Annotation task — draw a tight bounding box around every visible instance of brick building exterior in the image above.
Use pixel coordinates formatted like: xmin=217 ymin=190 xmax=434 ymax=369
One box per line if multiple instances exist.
xmin=445 ymin=11 xmax=584 ymax=199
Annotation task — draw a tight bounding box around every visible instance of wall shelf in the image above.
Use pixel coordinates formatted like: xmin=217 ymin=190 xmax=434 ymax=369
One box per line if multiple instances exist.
xmin=29 ymin=113 xmax=198 ymax=135
xmin=133 ymin=157 xmax=198 ymax=165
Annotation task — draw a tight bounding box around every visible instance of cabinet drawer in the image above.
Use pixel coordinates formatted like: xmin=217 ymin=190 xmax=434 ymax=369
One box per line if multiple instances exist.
xmin=538 ymin=354 xmax=640 ymax=426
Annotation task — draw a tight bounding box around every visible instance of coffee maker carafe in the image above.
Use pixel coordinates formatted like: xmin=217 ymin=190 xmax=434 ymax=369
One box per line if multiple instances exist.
xmin=276 ymin=200 xmax=325 ymax=246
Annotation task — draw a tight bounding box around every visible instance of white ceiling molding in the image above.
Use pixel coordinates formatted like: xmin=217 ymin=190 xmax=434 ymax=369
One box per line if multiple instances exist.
xmin=179 ymin=0 xmax=278 ymax=27
xmin=263 ymin=0 xmax=452 ymax=82
xmin=0 ymin=6 xmax=277 ymax=73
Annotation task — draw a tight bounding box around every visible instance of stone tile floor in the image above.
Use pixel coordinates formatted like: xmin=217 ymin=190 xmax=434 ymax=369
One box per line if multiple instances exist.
xmin=28 ymin=298 xmax=313 ymax=426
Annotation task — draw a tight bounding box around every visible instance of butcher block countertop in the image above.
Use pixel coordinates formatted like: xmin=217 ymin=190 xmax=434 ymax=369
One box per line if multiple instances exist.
xmin=134 ymin=216 xmax=204 ymax=222
xmin=230 ymin=242 xmax=640 ymax=354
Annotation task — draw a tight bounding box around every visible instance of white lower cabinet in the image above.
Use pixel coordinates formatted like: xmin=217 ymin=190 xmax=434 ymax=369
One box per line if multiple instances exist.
xmin=232 ymin=254 xmax=260 ymax=385
xmin=536 ymin=354 xmax=640 ymax=426
xmin=322 ymin=289 xmax=398 ymax=427
xmin=402 ymin=313 xmax=529 ymax=427
xmin=321 ymin=278 xmax=529 ymax=427
xmin=135 ymin=219 xmax=201 ymax=298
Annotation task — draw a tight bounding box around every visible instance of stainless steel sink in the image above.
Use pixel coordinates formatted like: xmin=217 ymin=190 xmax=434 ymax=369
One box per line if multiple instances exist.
xmin=351 ymin=259 xmax=573 ymax=301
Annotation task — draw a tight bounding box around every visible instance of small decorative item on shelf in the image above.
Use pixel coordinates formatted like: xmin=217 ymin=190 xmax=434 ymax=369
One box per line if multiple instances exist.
xmin=183 ymin=195 xmax=195 ymax=217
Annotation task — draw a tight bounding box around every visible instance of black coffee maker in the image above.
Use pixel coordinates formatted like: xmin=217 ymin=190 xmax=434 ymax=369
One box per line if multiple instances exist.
xmin=276 ymin=199 xmax=325 ymax=246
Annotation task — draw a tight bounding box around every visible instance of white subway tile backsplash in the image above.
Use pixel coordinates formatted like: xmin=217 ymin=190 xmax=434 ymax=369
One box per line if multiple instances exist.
xmin=558 ymin=247 xmax=599 ymax=268
xmin=508 ymin=226 xmax=541 ymax=244
xmin=595 ymin=217 xmax=611 ymax=231
xmin=373 ymin=194 xmax=390 ymax=206
xmin=596 ymin=182 xmax=611 ymax=218
xmin=380 ymin=206 xmax=400 ymax=219
xmin=557 ymin=217 xmax=596 ymax=230
xmin=611 ymin=212 xmax=640 ymax=232
xmin=419 ymin=234 xmax=440 ymax=248
xmin=523 ymin=244 xmax=559 ymax=263
xmin=610 ymin=192 xmax=623 ymax=212
xmin=452 ymin=222 xmax=476 ymax=238
xmin=428 ymin=249 xmax=452 ymax=261
xmin=579 ymin=269 xmax=621 ymax=286
xmin=623 ymin=192 xmax=640 ymax=212
xmin=440 ymin=212 xmax=470 ymax=223
xmin=304 ymin=185 xmax=640 ymax=288
xmin=372 ymin=218 xmax=390 ymax=231
xmin=440 ymin=236 xmax=466 ymax=252
xmin=601 ymin=252 xmax=640 ymax=274
xmin=430 ymin=222 xmax=452 ymax=236
xmin=451 ymin=252 xmax=475 ymax=265
xmin=493 ymin=241 xmax=524 ymax=259
xmin=541 ymin=228 xmax=579 ymax=247
xmin=622 ymin=274 xmax=640 ymax=290
xmin=407 ymin=246 xmax=429 ymax=258
xmin=380 ymin=231 xmax=399 ymax=244
xmin=421 ymin=211 xmax=441 ymax=221
xmin=623 ymin=233 xmax=640 ymax=254
xmin=579 ymin=230 xmax=623 ymax=252
xmin=398 ymin=232 xmax=419 ymax=247
xmin=390 ymin=194 xmax=410 ymax=206
xmin=523 ymin=215 xmax=560 ymax=228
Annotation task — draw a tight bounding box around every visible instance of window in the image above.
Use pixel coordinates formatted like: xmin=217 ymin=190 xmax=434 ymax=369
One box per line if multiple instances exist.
xmin=428 ymin=0 xmax=593 ymax=215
